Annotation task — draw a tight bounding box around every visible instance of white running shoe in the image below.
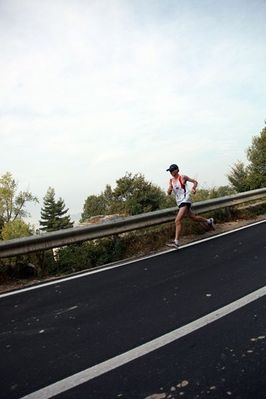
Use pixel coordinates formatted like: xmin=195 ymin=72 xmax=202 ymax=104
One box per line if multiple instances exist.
xmin=207 ymin=217 xmax=215 ymax=230
xmin=166 ymin=241 xmax=179 ymax=249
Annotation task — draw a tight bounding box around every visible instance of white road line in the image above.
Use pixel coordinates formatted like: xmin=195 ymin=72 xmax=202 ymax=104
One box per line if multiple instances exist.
xmin=20 ymin=285 xmax=266 ymax=399
xmin=1 ymin=219 xmax=265 ymax=299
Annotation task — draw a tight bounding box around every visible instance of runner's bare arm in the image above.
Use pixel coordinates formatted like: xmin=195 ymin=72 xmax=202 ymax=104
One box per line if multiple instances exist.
xmin=183 ymin=175 xmax=198 ymax=193
xmin=167 ymin=179 xmax=173 ymax=195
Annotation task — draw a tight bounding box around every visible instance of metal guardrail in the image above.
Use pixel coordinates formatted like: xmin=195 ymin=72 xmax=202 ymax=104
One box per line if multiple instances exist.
xmin=0 ymin=188 xmax=265 ymax=258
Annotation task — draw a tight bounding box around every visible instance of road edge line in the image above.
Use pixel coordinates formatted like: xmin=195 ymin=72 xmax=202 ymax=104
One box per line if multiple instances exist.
xmin=20 ymin=285 xmax=266 ymax=399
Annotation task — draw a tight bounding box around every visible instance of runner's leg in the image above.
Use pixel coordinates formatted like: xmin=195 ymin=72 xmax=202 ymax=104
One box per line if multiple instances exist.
xmin=175 ymin=205 xmax=189 ymax=241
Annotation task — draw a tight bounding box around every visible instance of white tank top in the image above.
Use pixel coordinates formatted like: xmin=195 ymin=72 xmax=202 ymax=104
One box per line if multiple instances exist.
xmin=170 ymin=175 xmax=192 ymax=206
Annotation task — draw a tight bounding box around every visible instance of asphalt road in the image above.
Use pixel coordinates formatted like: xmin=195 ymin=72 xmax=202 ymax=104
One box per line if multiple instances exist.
xmin=0 ymin=220 xmax=265 ymax=399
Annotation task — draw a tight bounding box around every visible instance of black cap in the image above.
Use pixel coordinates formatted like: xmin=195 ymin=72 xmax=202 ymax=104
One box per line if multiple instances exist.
xmin=166 ymin=164 xmax=179 ymax=172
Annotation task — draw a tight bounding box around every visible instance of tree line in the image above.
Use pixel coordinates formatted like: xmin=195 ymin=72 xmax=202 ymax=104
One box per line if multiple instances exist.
xmin=1 ymin=122 xmax=265 ymax=241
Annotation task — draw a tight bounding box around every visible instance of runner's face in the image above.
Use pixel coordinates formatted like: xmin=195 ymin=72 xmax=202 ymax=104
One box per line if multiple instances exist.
xmin=170 ymin=169 xmax=179 ymax=177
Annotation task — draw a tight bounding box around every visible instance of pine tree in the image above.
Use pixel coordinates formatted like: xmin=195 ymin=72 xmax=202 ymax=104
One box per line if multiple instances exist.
xmin=40 ymin=187 xmax=73 ymax=232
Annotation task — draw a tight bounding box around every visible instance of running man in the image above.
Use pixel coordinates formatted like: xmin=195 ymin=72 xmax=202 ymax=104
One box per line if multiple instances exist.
xmin=166 ymin=164 xmax=214 ymax=249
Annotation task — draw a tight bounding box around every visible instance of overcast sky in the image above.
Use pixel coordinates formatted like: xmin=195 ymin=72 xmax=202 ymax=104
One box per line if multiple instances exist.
xmin=1 ymin=0 xmax=266 ymax=225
